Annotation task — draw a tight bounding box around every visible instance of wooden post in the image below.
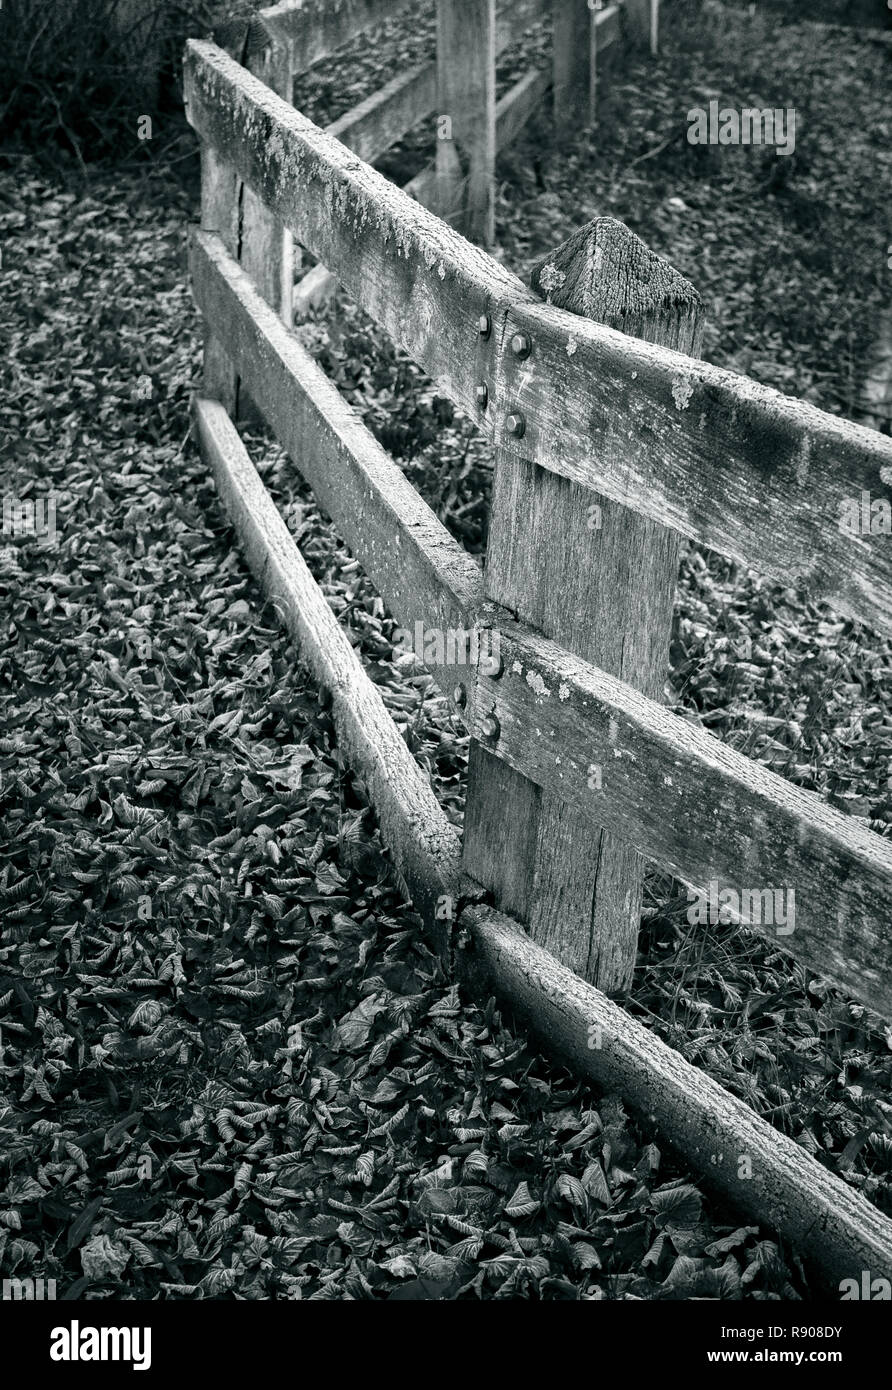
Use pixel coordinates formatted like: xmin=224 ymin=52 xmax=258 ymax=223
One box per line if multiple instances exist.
xmin=552 ymin=0 xmax=591 ymax=132
xmin=436 ymin=0 xmax=495 ymax=244
xmin=197 ymin=19 xmax=293 ymax=416
xmin=241 ymin=36 xmax=294 ymax=327
xmin=463 ymin=217 xmax=703 ymax=993
xmin=625 ymin=0 xmax=659 ymax=53
xmin=199 ymin=142 xmax=240 ymax=412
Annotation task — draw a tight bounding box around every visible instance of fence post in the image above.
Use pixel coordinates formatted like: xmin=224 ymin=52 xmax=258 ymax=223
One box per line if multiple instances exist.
xmin=552 ymin=0 xmax=591 ymax=132
xmin=199 ymin=141 xmax=240 ymax=412
xmin=198 ymin=18 xmax=293 ymax=416
xmin=625 ymin=0 xmax=660 ymax=54
xmin=463 ymin=216 xmax=703 ymax=993
xmin=241 ymin=34 xmax=294 ymax=326
xmin=436 ymin=0 xmax=496 ymax=244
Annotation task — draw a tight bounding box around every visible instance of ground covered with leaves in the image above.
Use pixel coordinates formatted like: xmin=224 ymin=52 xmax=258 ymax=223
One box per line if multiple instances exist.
xmin=0 ymin=2 xmax=890 ymax=1299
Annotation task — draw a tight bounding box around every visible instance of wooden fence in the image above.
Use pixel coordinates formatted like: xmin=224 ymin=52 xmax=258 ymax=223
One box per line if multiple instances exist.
xmin=184 ymin=0 xmax=892 ymax=1290
xmin=209 ymin=0 xmax=655 ymax=321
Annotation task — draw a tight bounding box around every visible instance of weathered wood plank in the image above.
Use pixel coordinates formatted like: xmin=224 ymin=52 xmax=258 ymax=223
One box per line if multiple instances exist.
xmin=495 ymin=66 xmax=551 ymax=151
xmin=191 ymin=230 xmax=482 ymax=720
xmin=470 ymin=614 xmax=892 ymax=1016
xmin=194 ymin=396 xmax=463 ymax=952
xmin=495 ymin=0 xmax=550 ymax=51
xmin=436 ymin=0 xmax=496 ymax=243
xmin=241 ymin=37 xmax=295 ymax=328
xmin=183 ymin=42 xmax=892 ymax=637
xmin=552 ymin=0 xmax=590 ymax=131
xmin=594 ymin=1 xmax=621 ymax=48
xmin=199 ymin=142 xmax=240 ymax=411
xmin=261 ymin=0 xmax=414 ymax=74
xmin=328 ymin=59 xmax=437 ymax=166
xmin=464 ymin=218 xmax=703 ymax=992
xmin=460 ymin=902 xmax=892 ymax=1289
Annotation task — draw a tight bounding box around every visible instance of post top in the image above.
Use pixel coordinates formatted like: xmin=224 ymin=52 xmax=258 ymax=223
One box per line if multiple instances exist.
xmin=530 ymin=216 xmax=703 ymax=354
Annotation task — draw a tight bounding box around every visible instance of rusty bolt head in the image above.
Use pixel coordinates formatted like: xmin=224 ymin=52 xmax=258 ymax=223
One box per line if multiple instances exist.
xmin=475 ymin=382 xmax=488 ymax=410
xmin=505 ymin=411 xmax=525 ymax=438
xmin=477 ymin=314 xmax=491 ymax=339
xmin=510 ymin=332 xmax=531 ymax=359
xmin=479 ymin=712 xmax=500 ymax=741
xmin=452 ymin=683 xmax=467 ymax=708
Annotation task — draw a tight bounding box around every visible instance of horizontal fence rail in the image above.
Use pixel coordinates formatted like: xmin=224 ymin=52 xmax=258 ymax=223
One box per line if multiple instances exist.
xmin=261 ymin=0 xmax=415 ymax=73
xmin=195 ymin=396 xmax=464 ymax=952
xmin=259 ymin=0 xmax=552 ymax=76
xmin=191 ymin=228 xmax=482 ymax=716
xmin=184 ymin=39 xmax=892 ymax=637
xmin=473 ymin=615 xmax=892 ymax=1015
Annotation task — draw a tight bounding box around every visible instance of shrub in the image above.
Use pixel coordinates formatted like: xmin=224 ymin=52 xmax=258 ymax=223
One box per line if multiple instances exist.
xmin=0 ymin=0 xmax=244 ymax=167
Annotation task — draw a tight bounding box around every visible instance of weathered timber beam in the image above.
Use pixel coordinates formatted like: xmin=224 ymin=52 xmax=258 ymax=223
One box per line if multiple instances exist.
xmin=459 ymin=902 xmax=892 ymax=1291
xmin=184 ymin=41 xmax=892 ymax=636
xmin=470 ymin=615 xmax=892 ymax=1017
xmin=261 ymin=0 xmax=549 ymax=76
xmin=261 ymin=0 xmax=414 ymax=73
xmin=194 ymin=396 xmax=463 ymax=950
xmin=191 ymin=232 xmax=483 ymax=721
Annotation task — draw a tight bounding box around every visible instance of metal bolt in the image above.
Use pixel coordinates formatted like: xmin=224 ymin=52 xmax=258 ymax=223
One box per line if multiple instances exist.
xmin=477 ymin=314 xmax=491 ymax=339
xmin=480 ymin=647 xmax=503 ymax=679
xmin=510 ymin=332 xmax=531 ymax=360
xmin=475 ymin=382 xmax=488 ymax=410
xmin=452 ymin=683 xmax=467 ymax=708
xmin=479 ymin=712 xmax=500 ymax=741
xmin=505 ymin=411 xmax=525 ymax=438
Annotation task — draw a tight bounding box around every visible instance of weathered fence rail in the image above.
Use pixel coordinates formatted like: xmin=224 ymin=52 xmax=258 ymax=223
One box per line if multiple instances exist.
xmin=217 ymin=0 xmax=645 ymax=316
xmin=185 ymin=2 xmax=892 ymax=1290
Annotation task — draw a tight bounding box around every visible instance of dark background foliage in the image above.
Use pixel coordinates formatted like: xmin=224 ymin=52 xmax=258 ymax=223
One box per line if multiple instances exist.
xmin=0 ymin=0 xmax=243 ymax=167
